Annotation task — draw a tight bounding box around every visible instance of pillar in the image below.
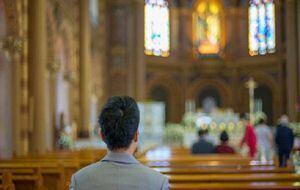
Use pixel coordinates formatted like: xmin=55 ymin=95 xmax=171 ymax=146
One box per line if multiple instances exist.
xmin=28 ymin=0 xmax=49 ymax=153
xmin=297 ymin=0 xmax=300 ymax=121
xmin=285 ymin=0 xmax=298 ymax=121
xmin=0 ymin=37 xmax=23 ymax=157
xmin=9 ymin=38 xmax=24 ymax=156
xmin=78 ymin=0 xmax=91 ymax=138
xmin=134 ymin=0 xmax=145 ymax=101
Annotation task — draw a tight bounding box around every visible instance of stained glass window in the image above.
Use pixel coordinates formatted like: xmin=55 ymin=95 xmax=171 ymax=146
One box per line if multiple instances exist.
xmin=249 ymin=0 xmax=275 ymax=56
xmin=193 ymin=0 xmax=222 ymax=55
xmin=144 ymin=0 xmax=170 ymax=57
xmin=89 ymin=0 xmax=99 ymax=26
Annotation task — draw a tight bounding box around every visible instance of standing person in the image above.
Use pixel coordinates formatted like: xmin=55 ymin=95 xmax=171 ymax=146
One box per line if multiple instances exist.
xmin=255 ymin=118 xmax=273 ymax=161
xmin=191 ymin=129 xmax=215 ymax=154
xmin=240 ymin=113 xmax=257 ymax=158
xmin=275 ymin=115 xmax=294 ymax=167
xmin=69 ymin=96 xmax=169 ymax=190
xmin=215 ymin=130 xmax=235 ymax=154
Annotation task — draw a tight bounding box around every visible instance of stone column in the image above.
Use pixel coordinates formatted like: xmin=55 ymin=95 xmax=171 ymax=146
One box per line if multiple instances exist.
xmin=298 ymin=0 xmax=300 ymax=121
xmin=78 ymin=0 xmax=91 ymax=138
xmin=47 ymin=60 xmax=60 ymax=147
xmin=134 ymin=0 xmax=145 ymax=101
xmin=0 ymin=37 xmax=24 ymax=156
xmin=178 ymin=4 xmax=192 ymax=60
xmin=285 ymin=0 xmax=298 ymax=121
xmin=28 ymin=0 xmax=49 ymax=153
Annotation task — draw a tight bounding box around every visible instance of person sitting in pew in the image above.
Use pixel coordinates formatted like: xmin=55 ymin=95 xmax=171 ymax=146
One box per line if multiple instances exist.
xmin=69 ymin=96 xmax=169 ymax=190
xmin=191 ymin=129 xmax=215 ymax=154
xmin=215 ymin=130 xmax=235 ymax=154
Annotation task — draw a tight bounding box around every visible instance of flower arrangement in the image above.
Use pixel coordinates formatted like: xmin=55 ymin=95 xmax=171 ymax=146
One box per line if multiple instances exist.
xmin=182 ymin=112 xmax=197 ymax=128
xmin=253 ymin=111 xmax=267 ymax=125
xmin=163 ymin=123 xmax=185 ymax=146
xmin=290 ymin=123 xmax=300 ymax=138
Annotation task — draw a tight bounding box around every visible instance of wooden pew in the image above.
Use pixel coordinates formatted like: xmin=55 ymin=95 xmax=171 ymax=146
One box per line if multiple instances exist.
xmin=0 ymin=148 xmax=106 ymax=190
xmin=0 ymin=170 xmax=15 ymax=190
xmin=167 ymin=173 xmax=300 ymax=183
xmin=0 ymin=165 xmax=44 ymax=190
xmin=170 ymin=182 xmax=300 ymax=190
xmin=145 ymin=147 xmax=299 ymax=190
xmin=0 ymin=160 xmax=79 ymax=190
xmin=143 ymin=160 xmax=274 ymax=167
xmin=154 ymin=166 xmax=294 ymax=175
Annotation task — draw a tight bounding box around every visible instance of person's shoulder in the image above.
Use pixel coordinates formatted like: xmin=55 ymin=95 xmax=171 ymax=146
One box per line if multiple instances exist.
xmin=192 ymin=141 xmax=200 ymax=147
xmin=215 ymin=144 xmax=222 ymax=151
xmin=73 ymin=162 xmax=101 ymax=178
xmin=137 ymin=163 xmax=167 ymax=179
xmin=136 ymin=164 xmax=169 ymax=188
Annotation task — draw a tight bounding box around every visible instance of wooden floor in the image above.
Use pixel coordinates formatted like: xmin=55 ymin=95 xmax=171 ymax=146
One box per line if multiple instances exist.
xmin=0 ymin=147 xmax=299 ymax=190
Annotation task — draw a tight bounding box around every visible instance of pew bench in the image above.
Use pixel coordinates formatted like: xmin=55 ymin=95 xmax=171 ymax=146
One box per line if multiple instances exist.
xmin=170 ymin=182 xmax=300 ymax=190
xmin=144 ymin=160 xmax=274 ymax=167
xmin=0 ymin=170 xmax=15 ymax=190
xmin=0 ymin=162 xmax=69 ymax=190
xmin=154 ymin=166 xmax=294 ymax=175
xmin=167 ymin=173 xmax=300 ymax=183
xmin=0 ymin=167 xmax=44 ymax=190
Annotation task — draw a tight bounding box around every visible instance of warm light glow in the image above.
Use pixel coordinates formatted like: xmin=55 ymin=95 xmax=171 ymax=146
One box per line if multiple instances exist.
xmin=193 ymin=0 xmax=221 ymax=55
xmin=210 ymin=122 xmax=217 ymax=129
xmin=219 ymin=122 xmax=226 ymax=130
xmin=249 ymin=0 xmax=276 ymax=56
xmin=144 ymin=0 xmax=170 ymax=57
xmin=228 ymin=122 xmax=235 ymax=131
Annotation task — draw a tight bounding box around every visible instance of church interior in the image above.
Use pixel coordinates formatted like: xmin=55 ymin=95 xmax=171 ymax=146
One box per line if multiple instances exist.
xmin=1 ymin=0 xmax=300 ymax=189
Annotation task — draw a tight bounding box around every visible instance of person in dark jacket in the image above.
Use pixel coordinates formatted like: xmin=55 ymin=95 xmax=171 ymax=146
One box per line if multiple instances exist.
xmin=215 ymin=131 xmax=235 ymax=154
xmin=275 ymin=115 xmax=294 ymax=167
xmin=191 ymin=129 xmax=215 ymax=154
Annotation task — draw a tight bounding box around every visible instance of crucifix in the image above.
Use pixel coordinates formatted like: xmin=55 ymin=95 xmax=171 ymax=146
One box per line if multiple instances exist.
xmin=245 ymin=77 xmax=257 ymax=124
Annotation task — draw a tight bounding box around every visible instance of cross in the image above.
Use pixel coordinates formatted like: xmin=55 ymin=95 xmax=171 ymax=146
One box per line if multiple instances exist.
xmin=245 ymin=78 xmax=257 ymax=124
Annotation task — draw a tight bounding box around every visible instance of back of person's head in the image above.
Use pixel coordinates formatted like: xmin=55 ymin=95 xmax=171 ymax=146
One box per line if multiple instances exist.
xmin=198 ymin=129 xmax=206 ymax=137
xmin=258 ymin=118 xmax=266 ymax=125
xmin=278 ymin=115 xmax=289 ymax=126
xmin=99 ymin=96 xmax=140 ymax=150
xmin=220 ymin=130 xmax=229 ymax=143
xmin=240 ymin=113 xmax=250 ymax=121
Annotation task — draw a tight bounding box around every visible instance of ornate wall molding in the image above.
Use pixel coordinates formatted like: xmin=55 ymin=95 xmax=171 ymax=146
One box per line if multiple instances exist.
xmin=147 ymin=74 xmax=183 ymax=122
xmin=0 ymin=36 xmax=23 ymax=56
xmin=187 ymin=78 xmax=233 ymax=108
xmin=237 ymin=71 xmax=281 ymax=124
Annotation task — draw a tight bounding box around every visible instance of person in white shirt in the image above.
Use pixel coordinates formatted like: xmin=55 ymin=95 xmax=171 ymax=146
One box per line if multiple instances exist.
xmin=255 ymin=118 xmax=273 ymax=161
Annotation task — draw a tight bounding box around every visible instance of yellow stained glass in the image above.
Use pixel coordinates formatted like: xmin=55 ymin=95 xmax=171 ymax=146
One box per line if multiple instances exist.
xmin=193 ymin=0 xmax=221 ymax=55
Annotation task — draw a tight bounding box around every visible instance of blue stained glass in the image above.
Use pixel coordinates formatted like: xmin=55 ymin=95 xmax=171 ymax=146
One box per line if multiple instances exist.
xmin=249 ymin=0 xmax=275 ymax=56
xmin=144 ymin=0 xmax=170 ymax=57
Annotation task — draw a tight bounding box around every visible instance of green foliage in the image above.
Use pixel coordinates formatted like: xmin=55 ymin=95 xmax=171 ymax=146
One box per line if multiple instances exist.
xmin=182 ymin=112 xmax=197 ymax=128
xmin=254 ymin=111 xmax=267 ymax=125
xmin=163 ymin=123 xmax=184 ymax=146
xmin=290 ymin=123 xmax=300 ymax=138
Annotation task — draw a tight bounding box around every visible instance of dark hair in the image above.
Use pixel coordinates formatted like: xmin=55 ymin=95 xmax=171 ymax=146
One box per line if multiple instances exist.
xmin=240 ymin=113 xmax=250 ymax=121
xmin=99 ymin=96 xmax=140 ymax=150
xmin=220 ymin=130 xmax=229 ymax=142
xmin=198 ymin=129 xmax=207 ymax=137
xmin=258 ymin=118 xmax=266 ymax=124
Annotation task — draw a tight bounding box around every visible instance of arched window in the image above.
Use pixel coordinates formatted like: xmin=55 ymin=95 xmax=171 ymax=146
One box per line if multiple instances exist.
xmin=193 ymin=0 xmax=223 ymax=56
xmin=249 ymin=0 xmax=275 ymax=56
xmin=144 ymin=0 xmax=170 ymax=57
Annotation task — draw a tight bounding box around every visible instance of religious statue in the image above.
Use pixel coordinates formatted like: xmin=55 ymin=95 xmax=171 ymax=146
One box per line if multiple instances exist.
xmin=57 ymin=113 xmax=73 ymax=150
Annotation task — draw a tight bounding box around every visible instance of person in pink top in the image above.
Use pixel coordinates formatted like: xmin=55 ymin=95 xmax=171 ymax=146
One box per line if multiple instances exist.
xmin=240 ymin=113 xmax=257 ymax=158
